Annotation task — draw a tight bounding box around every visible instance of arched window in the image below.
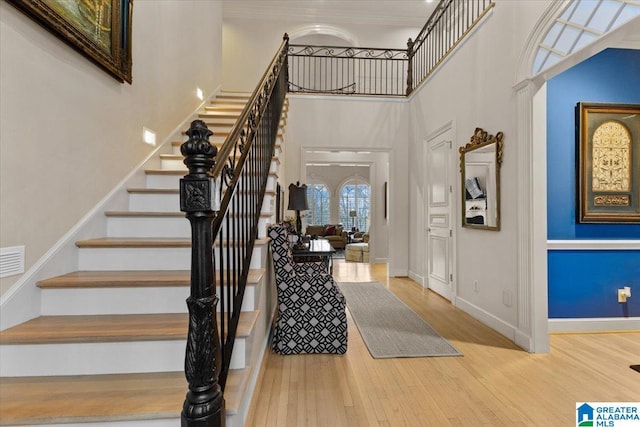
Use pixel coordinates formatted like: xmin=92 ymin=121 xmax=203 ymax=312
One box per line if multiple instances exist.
xmin=339 ymin=179 xmax=370 ymax=231
xmin=531 ymin=0 xmax=640 ymax=76
xmin=306 ymin=183 xmax=331 ymax=225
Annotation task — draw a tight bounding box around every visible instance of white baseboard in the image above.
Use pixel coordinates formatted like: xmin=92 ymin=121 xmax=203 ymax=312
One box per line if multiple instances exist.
xmin=454 ymin=297 xmax=518 ymax=344
xmin=408 ymin=270 xmax=425 ymax=287
xmin=389 ymin=268 xmax=409 ymax=277
xmin=514 ymin=330 xmax=533 ymax=352
xmin=549 ymin=317 xmax=640 ymax=332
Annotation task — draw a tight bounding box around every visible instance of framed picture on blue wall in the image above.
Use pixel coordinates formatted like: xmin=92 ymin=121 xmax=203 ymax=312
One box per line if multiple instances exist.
xmin=577 ymin=102 xmax=640 ymax=223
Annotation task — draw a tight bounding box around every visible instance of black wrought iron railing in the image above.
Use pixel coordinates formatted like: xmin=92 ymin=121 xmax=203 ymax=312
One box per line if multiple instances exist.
xmin=409 ymin=0 xmax=495 ymax=93
xmin=288 ymin=44 xmax=408 ymax=96
xmin=179 ymin=34 xmax=289 ymax=427
xmin=287 ymin=0 xmax=494 ymax=97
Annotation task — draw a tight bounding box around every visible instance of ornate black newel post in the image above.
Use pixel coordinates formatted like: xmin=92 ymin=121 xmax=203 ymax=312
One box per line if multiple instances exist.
xmin=406 ymin=37 xmax=414 ymax=96
xmin=179 ymin=120 xmax=225 ymax=427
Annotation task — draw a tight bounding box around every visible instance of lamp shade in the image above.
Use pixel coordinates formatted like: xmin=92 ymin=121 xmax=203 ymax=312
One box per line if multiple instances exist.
xmin=349 ymin=210 xmax=357 ymax=218
xmin=288 ymin=182 xmax=308 ymax=211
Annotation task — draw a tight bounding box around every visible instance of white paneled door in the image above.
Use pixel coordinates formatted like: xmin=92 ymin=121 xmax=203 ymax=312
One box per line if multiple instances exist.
xmin=425 ymin=125 xmax=455 ymax=301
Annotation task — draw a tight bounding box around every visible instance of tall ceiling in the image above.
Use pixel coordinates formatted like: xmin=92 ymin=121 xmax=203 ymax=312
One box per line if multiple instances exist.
xmin=223 ymin=0 xmax=438 ymax=27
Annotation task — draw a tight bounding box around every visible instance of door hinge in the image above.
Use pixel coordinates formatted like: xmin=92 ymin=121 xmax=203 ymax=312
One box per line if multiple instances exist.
xmin=449 ymin=185 xmax=452 ymax=193
xmin=450 ymin=273 xmax=453 ymax=281
xmin=449 ymin=229 xmax=452 ymax=237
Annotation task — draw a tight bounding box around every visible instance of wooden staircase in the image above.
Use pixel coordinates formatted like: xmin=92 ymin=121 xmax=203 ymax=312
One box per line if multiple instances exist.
xmin=0 ymin=91 xmax=286 ymax=427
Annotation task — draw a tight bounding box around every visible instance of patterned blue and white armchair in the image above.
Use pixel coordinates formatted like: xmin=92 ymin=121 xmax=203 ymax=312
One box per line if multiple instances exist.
xmin=267 ymin=224 xmax=348 ymax=355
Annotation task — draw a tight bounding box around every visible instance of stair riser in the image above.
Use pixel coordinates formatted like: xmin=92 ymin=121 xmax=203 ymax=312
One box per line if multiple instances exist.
xmin=129 ymin=192 xmax=180 ymax=212
xmin=40 ymin=285 xmax=256 ymax=315
xmin=107 ymin=217 xmax=189 ymax=238
xmin=160 ymin=158 xmax=187 ymax=170
xmin=0 ymin=339 xmax=247 ymax=377
xmin=79 ymin=247 xmax=191 ymax=271
xmin=78 ymin=246 xmax=266 ymax=271
xmin=146 ymin=174 xmax=180 ymax=190
xmin=0 ymin=341 xmax=185 ymax=376
xmin=257 ymin=217 xmax=269 ymax=239
xmin=266 ymin=175 xmax=277 ymax=193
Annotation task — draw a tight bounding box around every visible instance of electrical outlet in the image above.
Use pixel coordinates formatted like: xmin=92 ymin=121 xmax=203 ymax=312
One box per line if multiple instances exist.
xmin=618 ymin=289 xmax=627 ymax=303
xmin=618 ymin=286 xmax=631 ymax=303
xmin=473 ymin=280 xmax=479 ymax=292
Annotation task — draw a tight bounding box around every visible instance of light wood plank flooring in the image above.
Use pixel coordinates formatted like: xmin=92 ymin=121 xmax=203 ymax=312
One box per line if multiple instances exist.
xmin=246 ymin=260 xmax=640 ymax=426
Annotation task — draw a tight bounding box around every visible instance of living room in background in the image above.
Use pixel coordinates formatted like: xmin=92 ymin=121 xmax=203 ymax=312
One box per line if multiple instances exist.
xmin=340 ymin=178 xmax=370 ymax=232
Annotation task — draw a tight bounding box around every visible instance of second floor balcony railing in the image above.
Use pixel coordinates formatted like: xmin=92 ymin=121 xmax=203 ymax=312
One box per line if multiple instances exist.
xmin=288 ymin=45 xmax=409 ymax=97
xmin=287 ymin=0 xmax=494 ymax=97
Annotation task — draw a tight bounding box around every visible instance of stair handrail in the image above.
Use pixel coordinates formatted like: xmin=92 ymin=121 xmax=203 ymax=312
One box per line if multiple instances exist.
xmin=407 ymin=0 xmax=494 ymax=94
xmin=211 ymin=34 xmax=289 ymax=180
xmin=179 ymin=34 xmax=289 ymax=427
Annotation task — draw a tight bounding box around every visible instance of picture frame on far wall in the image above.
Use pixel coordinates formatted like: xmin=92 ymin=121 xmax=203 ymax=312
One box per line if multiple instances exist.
xmin=577 ymin=102 xmax=640 ymax=223
xmin=7 ymin=0 xmax=133 ymax=83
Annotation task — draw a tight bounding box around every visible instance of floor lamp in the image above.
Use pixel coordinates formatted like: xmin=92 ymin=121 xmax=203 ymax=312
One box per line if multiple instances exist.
xmin=288 ymin=182 xmax=308 ymax=248
xmin=349 ymin=210 xmax=357 ymax=231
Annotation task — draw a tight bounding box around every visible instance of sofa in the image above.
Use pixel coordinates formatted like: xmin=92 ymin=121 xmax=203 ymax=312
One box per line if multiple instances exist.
xmin=305 ymin=224 xmax=348 ymax=249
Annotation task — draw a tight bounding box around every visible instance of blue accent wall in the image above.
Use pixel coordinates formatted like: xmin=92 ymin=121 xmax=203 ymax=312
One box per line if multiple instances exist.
xmin=548 ymin=250 xmax=639 ymax=318
xmin=547 ymin=48 xmax=640 ymax=319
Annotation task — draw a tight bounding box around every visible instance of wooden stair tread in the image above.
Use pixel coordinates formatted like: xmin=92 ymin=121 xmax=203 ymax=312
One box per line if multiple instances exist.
xmin=0 ymin=313 xmax=188 ymax=344
xmin=37 ymin=269 xmax=265 ymax=289
xmin=0 ymin=371 xmax=185 ymax=425
xmin=0 ymin=368 xmax=248 ymax=424
xmin=210 ymin=99 xmax=247 ymax=105
xmin=199 ymin=112 xmax=243 ymax=119
xmin=0 ymin=311 xmax=259 ymax=344
xmin=127 ymin=188 xmax=179 ymax=194
xmin=105 ymin=211 xmax=182 ymax=217
xmin=76 ymin=237 xmax=268 ymax=248
xmin=144 ymin=169 xmax=186 ymax=175
xmin=38 ymin=270 xmax=191 ymax=288
xmin=75 ymin=238 xmax=191 ymax=248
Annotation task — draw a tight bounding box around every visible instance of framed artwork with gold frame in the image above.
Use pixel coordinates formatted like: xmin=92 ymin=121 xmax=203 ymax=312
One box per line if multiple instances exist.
xmin=7 ymin=0 xmax=132 ymax=83
xmin=577 ymin=102 xmax=640 ymax=223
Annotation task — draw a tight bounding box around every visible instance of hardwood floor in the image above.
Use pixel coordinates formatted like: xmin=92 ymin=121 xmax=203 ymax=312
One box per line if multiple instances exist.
xmin=245 ymin=260 xmax=640 ymax=426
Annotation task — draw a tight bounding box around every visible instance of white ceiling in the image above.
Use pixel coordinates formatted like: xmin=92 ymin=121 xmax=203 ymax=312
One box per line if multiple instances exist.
xmin=223 ymin=0 xmax=438 ymax=27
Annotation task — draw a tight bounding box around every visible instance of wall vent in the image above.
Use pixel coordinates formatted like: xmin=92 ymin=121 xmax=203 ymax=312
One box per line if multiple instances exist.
xmin=0 ymin=246 xmax=25 ymax=278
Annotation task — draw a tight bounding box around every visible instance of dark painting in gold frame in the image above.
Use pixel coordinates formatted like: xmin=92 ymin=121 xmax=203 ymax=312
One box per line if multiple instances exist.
xmin=8 ymin=0 xmax=132 ymax=83
xmin=577 ymin=102 xmax=640 ymax=223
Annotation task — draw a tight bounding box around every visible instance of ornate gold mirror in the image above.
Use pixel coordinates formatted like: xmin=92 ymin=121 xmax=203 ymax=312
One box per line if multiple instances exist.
xmin=459 ymin=128 xmax=503 ymax=230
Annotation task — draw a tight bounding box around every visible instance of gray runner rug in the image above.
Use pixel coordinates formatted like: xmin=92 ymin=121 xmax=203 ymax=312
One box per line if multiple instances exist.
xmin=339 ymin=282 xmax=462 ymax=358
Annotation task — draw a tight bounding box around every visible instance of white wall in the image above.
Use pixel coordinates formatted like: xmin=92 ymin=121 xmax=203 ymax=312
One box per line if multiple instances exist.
xmin=223 ymin=17 xmax=419 ymax=91
xmin=0 ymin=1 xmax=222 ymax=296
xmin=408 ymin=0 xmax=552 ymax=335
xmin=289 ymin=96 xmax=404 ymax=273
